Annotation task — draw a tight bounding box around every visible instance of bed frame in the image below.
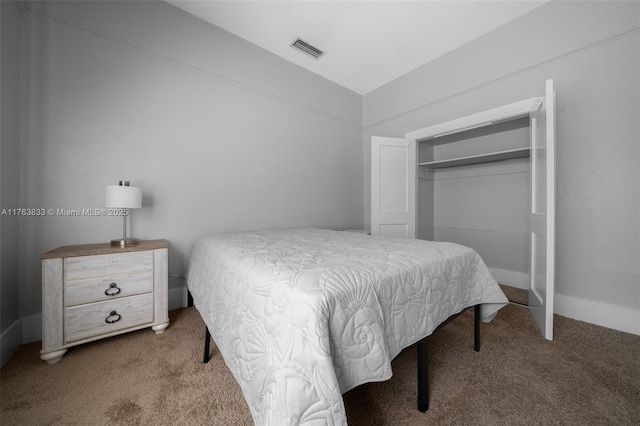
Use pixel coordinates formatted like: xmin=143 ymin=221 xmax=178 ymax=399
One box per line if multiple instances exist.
xmin=189 ymin=292 xmax=480 ymax=413
xmin=417 ymin=304 xmax=481 ymax=412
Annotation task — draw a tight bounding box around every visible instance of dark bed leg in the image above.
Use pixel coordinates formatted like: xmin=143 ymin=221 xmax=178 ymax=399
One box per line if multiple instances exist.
xmin=417 ymin=337 xmax=429 ymax=412
xmin=417 ymin=305 xmax=480 ymax=413
xmin=203 ymin=326 xmax=211 ymax=364
xmin=474 ymin=304 xmax=481 ymax=352
xmin=187 ymin=290 xmax=194 ymax=308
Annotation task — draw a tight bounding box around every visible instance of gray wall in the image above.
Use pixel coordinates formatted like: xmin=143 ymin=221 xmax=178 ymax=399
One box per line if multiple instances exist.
xmin=364 ymin=1 xmax=640 ymax=323
xmin=15 ymin=0 xmax=363 ymax=320
xmin=1 ymin=1 xmax=24 ymax=345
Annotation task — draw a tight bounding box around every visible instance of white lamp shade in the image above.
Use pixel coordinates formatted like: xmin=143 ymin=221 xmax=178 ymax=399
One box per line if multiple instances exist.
xmin=105 ymin=184 xmax=142 ymax=208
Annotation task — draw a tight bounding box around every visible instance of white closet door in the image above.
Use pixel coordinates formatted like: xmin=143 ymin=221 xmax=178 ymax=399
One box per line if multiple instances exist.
xmin=529 ymin=79 xmax=556 ymax=340
xmin=371 ymin=137 xmax=416 ymax=238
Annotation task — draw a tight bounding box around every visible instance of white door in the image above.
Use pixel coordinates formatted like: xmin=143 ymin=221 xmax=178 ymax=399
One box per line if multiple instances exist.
xmin=371 ymin=137 xmax=416 ymax=238
xmin=529 ymin=79 xmax=556 ymax=340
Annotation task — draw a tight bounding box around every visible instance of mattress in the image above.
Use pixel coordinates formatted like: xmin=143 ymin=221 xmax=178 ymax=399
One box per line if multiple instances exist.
xmin=186 ymin=228 xmax=508 ymax=425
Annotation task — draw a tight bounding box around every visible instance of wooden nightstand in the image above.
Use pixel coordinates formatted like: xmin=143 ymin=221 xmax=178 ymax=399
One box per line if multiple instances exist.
xmin=40 ymin=240 xmax=169 ymax=364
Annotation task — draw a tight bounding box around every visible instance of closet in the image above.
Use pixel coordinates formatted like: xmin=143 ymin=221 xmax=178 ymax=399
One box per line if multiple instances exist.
xmin=371 ymin=80 xmax=556 ymax=340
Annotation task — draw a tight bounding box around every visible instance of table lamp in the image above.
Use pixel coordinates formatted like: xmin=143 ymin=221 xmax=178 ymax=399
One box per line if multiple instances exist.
xmin=105 ymin=180 xmax=142 ymax=246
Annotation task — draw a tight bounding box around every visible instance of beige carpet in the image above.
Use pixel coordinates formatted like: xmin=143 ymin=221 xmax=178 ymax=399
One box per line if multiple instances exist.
xmin=2 ymin=304 xmax=639 ymax=425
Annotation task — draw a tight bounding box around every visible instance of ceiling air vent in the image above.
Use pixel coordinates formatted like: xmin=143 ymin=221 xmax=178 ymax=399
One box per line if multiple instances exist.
xmin=290 ymin=38 xmax=325 ymax=59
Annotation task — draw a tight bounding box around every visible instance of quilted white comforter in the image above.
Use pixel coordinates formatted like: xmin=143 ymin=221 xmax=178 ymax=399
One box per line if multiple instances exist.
xmin=186 ymin=228 xmax=508 ymax=425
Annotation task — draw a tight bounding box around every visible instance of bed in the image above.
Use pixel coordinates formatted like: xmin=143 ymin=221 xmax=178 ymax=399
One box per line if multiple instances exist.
xmin=186 ymin=227 xmax=508 ymax=425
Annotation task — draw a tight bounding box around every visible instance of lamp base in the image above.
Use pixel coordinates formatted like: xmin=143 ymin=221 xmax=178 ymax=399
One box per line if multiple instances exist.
xmin=110 ymin=238 xmax=140 ymax=247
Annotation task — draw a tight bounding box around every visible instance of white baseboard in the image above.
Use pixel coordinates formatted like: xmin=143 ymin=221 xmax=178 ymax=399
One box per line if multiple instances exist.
xmin=489 ymin=267 xmax=529 ymax=290
xmin=1 ymin=319 xmax=23 ymax=366
xmin=555 ymin=293 xmax=640 ymax=336
xmin=488 ymin=269 xmax=639 ymax=336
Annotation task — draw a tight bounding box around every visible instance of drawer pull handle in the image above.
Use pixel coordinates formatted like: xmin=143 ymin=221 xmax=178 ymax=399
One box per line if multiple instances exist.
xmin=105 ymin=283 xmax=121 ymax=296
xmin=105 ymin=311 xmax=121 ymax=324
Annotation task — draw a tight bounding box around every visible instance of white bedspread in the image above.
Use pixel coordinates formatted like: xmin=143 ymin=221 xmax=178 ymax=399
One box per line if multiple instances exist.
xmin=186 ymin=228 xmax=508 ymax=425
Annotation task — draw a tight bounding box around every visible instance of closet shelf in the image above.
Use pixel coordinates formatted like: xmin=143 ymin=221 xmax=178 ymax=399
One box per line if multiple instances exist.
xmin=419 ymin=147 xmax=530 ymax=170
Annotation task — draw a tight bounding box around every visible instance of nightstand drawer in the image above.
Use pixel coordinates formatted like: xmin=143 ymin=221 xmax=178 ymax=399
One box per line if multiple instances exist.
xmin=65 ymin=293 xmax=154 ymax=343
xmin=65 ymin=251 xmax=153 ymax=281
xmin=65 ymin=272 xmax=153 ymax=306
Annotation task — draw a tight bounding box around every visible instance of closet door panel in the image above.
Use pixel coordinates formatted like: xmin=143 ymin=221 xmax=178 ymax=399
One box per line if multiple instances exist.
xmin=529 ymin=79 xmax=556 ymax=340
